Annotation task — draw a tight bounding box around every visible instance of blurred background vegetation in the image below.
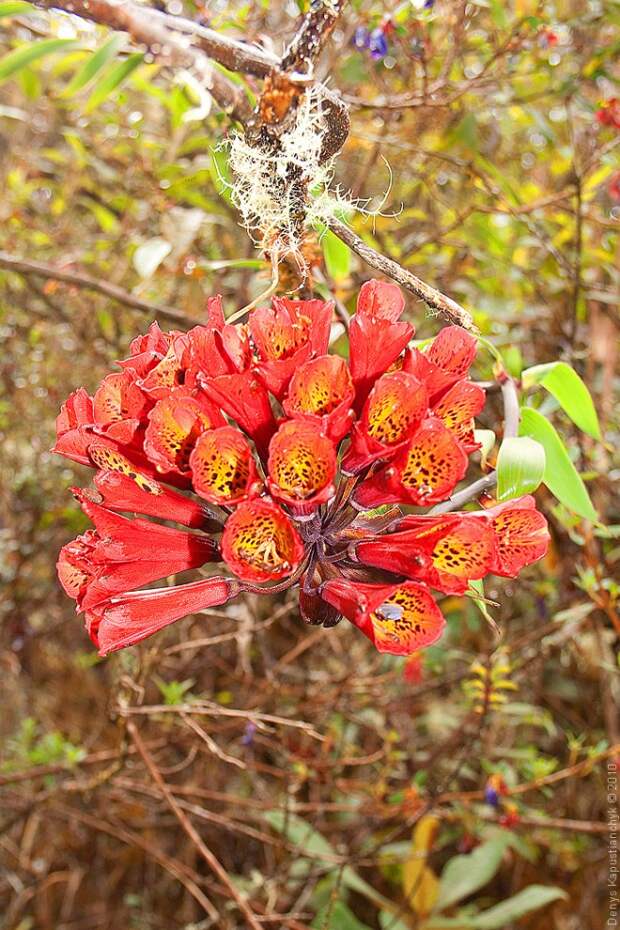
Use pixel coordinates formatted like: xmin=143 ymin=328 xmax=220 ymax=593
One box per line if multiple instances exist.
xmin=0 ymin=1 xmax=618 ymax=928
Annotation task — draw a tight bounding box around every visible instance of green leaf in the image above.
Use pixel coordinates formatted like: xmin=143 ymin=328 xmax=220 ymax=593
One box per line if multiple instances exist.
xmin=0 ymin=1 xmax=31 ymax=18
xmin=265 ymin=811 xmax=391 ymax=909
xmin=496 ymin=436 xmax=545 ymax=501
xmin=312 ymin=901 xmax=373 ymax=930
xmin=469 ymin=885 xmax=567 ymax=928
xmin=379 ymin=912 xmax=410 ymax=930
xmin=522 ymin=362 xmax=601 ymax=440
xmin=520 ymin=407 xmax=597 ymax=521
xmin=84 ymin=52 xmax=144 ymax=112
xmin=321 ymin=227 xmax=351 ymax=282
xmin=435 ymin=837 xmax=511 ymax=912
xmin=0 ymin=38 xmax=77 ymax=84
xmin=63 ymin=34 xmax=125 ymax=96
xmin=488 ymin=0 xmax=508 ymax=27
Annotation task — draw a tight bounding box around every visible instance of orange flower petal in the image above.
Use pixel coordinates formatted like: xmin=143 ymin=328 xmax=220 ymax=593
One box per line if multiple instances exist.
xmin=221 ymin=499 xmax=305 ymax=583
xmin=433 ymin=381 xmax=485 ymax=450
xmin=268 ymin=421 xmax=336 ymax=514
xmin=283 ymin=355 xmax=354 ymax=442
xmin=93 ymin=371 xmax=150 ymax=426
xmin=190 ymin=426 xmax=262 ymax=506
xmin=369 ymin=582 xmax=445 ymax=655
xmin=395 ymin=418 xmax=469 ymax=504
xmin=144 ymin=392 xmax=224 ymax=475
xmin=490 ymin=502 xmax=549 ymax=576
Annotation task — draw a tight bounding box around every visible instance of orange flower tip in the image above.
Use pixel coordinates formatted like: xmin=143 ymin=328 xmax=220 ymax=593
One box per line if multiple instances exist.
xmin=189 ymin=426 xmax=261 ymax=506
xmin=221 ymin=499 xmax=305 ymax=583
xmin=267 ymin=420 xmax=337 ymax=512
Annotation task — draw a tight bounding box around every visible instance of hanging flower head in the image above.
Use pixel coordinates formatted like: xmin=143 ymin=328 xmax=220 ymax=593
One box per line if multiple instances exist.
xmin=55 ymin=280 xmax=549 ymax=656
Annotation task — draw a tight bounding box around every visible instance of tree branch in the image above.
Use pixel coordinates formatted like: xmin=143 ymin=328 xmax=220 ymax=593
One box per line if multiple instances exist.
xmin=328 ymin=217 xmax=477 ymax=332
xmin=23 ymin=0 xmax=253 ymax=121
xmin=281 ymin=0 xmax=347 ymax=75
xmin=147 ymin=7 xmax=278 ymax=78
xmin=127 ymin=720 xmax=265 ymax=930
xmin=0 ymin=251 xmax=195 ymax=326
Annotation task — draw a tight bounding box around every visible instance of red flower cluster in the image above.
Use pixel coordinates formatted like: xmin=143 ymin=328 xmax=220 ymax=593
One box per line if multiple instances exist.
xmin=55 ymin=281 xmax=549 ymax=656
xmin=596 ymin=98 xmax=620 ymax=130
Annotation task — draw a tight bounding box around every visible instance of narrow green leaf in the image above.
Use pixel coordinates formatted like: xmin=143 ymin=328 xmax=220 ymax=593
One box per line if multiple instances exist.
xmin=265 ymin=811 xmax=391 ymax=909
xmin=0 ymin=1 xmax=31 ymax=17
xmin=522 ymin=361 xmax=601 ymax=440
xmin=496 ymin=436 xmax=545 ymax=501
xmin=0 ymin=38 xmax=77 ymax=84
xmin=312 ymin=901 xmax=373 ymax=930
xmin=469 ymin=885 xmax=567 ymax=929
xmin=321 ymin=227 xmax=351 ymax=282
xmin=435 ymin=837 xmax=511 ymax=911
xmin=519 ymin=407 xmax=597 ymax=521
xmin=84 ymin=52 xmax=144 ymax=112
xmin=63 ymin=34 xmax=125 ymax=96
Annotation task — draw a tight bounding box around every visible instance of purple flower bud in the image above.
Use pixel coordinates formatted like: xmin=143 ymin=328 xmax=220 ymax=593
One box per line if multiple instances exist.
xmin=353 ymin=26 xmax=370 ymax=50
xmin=241 ymin=721 xmax=257 ymax=746
xmin=369 ymin=28 xmax=389 ymax=60
xmin=484 ymin=786 xmax=499 ymax=807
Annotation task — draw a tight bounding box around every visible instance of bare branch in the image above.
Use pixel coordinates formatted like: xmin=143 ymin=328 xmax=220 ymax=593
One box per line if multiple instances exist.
xmin=328 ymin=217 xmax=477 ymax=331
xmin=148 ymin=8 xmax=277 ymax=77
xmin=281 ymin=0 xmax=347 ymax=75
xmin=127 ymin=720 xmax=265 ymax=930
xmin=23 ymin=0 xmax=253 ymax=121
xmin=0 ymin=251 xmax=195 ymax=326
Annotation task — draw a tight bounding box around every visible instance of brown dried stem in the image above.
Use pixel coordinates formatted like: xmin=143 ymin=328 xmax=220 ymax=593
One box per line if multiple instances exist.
xmin=0 ymin=251 xmax=195 ymax=325
xmin=328 ymin=218 xmax=477 ymax=331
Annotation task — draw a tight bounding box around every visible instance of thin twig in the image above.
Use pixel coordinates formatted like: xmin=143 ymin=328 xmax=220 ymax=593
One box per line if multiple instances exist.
xmin=328 ymin=218 xmax=477 ymax=331
xmin=0 ymin=251 xmax=195 ymax=325
xmin=127 ymin=720 xmax=264 ymax=930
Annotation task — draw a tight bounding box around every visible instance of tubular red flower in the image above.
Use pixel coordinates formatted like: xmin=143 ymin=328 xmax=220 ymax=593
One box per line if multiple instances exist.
xmin=64 ymin=493 xmax=220 ymax=610
xmin=342 ymin=371 xmax=428 ymax=474
xmin=283 ymin=355 xmax=355 ymax=442
xmin=250 ymin=296 xmax=332 ymax=399
xmin=186 ymin=296 xmax=251 ymax=380
xmin=202 ymin=370 xmax=277 ymax=458
xmin=55 ymin=281 xmax=551 ymax=659
xmin=118 ymin=321 xmax=176 ymax=382
xmin=320 ymin=578 xmax=445 ymax=655
xmin=483 ymin=495 xmax=550 ymax=576
xmin=93 ymin=468 xmax=219 ymax=530
xmin=353 ymin=418 xmax=468 ymax=509
xmin=53 ymin=387 xmax=96 ymax=465
xmin=432 ymin=380 xmax=486 ymax=452
xmin=354 ymin=514 xmax=497 ymax=595
xmin=267 ymin=420 xmax=337 ymax=515
xmin=348 ymin=279 xmax=414 ymax=409
xmin=87 ymin=577 xmax=238 ymax=656
xmin=143 ymin=390 xmax=225 ymax=475
xmin=404 ymin=326 xmax=478 ymax=401
xmin=190 ymin=426 xmax=262 ymax=506
xmin=221 ymin=499 xmax=305 ymax=582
